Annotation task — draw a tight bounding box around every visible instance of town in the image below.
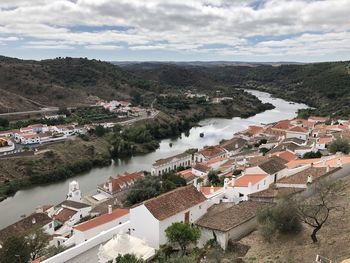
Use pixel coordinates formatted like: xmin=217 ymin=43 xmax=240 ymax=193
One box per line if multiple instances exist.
xmin=1 ymin=114 xmax=350 ymax=262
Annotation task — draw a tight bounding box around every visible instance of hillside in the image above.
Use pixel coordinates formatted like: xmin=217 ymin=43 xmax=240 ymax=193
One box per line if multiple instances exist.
xmin=123 ymin=61 xmax=350 ymax=118
xmin=0 ymin=56 xmax=154 ymax=113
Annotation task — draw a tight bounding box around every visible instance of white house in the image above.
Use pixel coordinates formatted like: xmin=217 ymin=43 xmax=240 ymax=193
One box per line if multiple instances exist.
xmin=196 ymin=201 xmax=271 ymax=250
xmin=73 ymin=207 xmax=129 ymax=244
xmin=194 ymin=146 xmax=227 ymax=163
xmin=231 ymin=173 xmax=271 ymax=200
xmin=151 ymin=152 xmax=192 ymax=175
xmin=130 ymin=185 xmax=208 ymax=248
xmin=286 ymin=126 xmax=309 ymax=140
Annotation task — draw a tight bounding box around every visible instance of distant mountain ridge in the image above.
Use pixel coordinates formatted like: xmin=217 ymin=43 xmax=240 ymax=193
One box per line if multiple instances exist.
xmin=122 ymin=61 xmax=350 ymax=117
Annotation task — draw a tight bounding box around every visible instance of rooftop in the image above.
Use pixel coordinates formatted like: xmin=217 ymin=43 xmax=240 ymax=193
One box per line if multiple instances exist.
xmin=258 ymin=157 xmax=287 ymax=174
xmin=60 ymin=200 xmax=91 ymax=210
xmin=53 ymin=208 xmax=77 ymax=223
xmin=198 ymin=146 xmax=226 ymax=159
xmin=153 ymin=152 xmax=191 ymax=167
xmin=196 ymin=201 xmax=271 ymax=232
xmin=74 ymin=208 xmax=129 ymax=232
xmin=143 ymin=185 xmax=206 ymax=221
xmin=234 ymin=174 xmax=268 ymax=187
xmin=0 ymin=213 xmax=52 ymax=244
xmin=277 ymin=167 xmax=339 ymax=185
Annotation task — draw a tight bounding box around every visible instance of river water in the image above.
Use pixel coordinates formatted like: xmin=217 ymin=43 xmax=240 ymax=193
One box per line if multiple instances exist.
xmin=0 ymin=90 xmax=308 ymax=229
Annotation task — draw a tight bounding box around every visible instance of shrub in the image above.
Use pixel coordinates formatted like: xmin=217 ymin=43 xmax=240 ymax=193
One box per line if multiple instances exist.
xmin=257 ymin=199 xmax=302 ymax=241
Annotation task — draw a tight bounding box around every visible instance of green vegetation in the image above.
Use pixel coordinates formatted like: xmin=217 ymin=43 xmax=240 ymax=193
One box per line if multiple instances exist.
xmin=303 ymin=151 xmax=322 ymax=159
xmin=165 ymin=222 xmax=201 ymax=255
xmin=123 ymin=173 xmax=186 ymax=206
xmin=0 ymin=227 xmax=49 ymax=263
xmin=329 ymin=138 xmax=350 ymax=154
xmin=107 ymin=254 xmax=144 ymax=263
xmin=257 ymin=199 xmax=302 ymax=242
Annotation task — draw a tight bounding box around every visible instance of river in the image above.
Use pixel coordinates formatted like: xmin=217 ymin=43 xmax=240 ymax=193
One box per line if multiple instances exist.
xmin=0 ymin=90 xmax=308 ymax=229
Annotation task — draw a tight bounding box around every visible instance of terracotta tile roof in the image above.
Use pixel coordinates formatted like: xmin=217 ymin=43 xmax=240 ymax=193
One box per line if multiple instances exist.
xmin=271 ymin=151 xmax=297 ymax=162
xmin=272 ymin=120 xmax=291 ymax=130
xmin=234 ymin=174 xmax=268 ymax=187
xmin=153 ymin=152 xmax=191 ymax=167
xmin=143 ymin=185 xmax=206 ymax=221
xmin=287 ymin=126 xmax=308 ymax=133
xmin=286 ymin=158 xmax=321 ymax=168
xmin=196 ymin=201 xmax=271 ymax=232
xmin=314 ymin=156 xmax=350 ymax=167
xmin=198 ymin=146 xmax=226 ymax=159
xmin=206 ymin=156 xmax=227 ymax=165
xmin=177 ymin=169 xmax=196 ymax=182
xmin=221 ymin=138 xmax=247 ymax=152
xmin=102 ymin=171 xmax=144 ymax=194
xmin=247 ymin=156 xmax=269 ymax=167
xmin=200 ymin=186 xmax=222 ymax=196
xmin=53 ymin=208 xmax=77 ymax=223
xmin=245 ymin=125 xmax=264 ymax=136
xmin=60 ymin=200 xmax=91 ymax=209
xmin=0 ymin=213 xmax=52 ymax=244
xmin=308 ymin=116 xmax=328 ymax=122
xmin=74 ymin=208 xmax=129 ymax=232
xmin=258 ymin=157 xmax=287 ymax=174
xmin=193 ymin=163 xmax=210 ymax=173
xmin=277 ymin=167 xmax=339 ymax=185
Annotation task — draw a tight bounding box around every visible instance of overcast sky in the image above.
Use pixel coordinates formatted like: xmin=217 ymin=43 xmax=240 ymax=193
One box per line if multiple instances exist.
xmin=0 ymin=0 xmax=349 ymax=62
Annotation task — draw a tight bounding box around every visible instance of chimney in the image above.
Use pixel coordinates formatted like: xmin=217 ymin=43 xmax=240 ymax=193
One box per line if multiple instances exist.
xmin=108 ymin=181 xmax=113 ymax=193
xmin=337 ymin=158 xmax=343 ymax=167
xmin=231 ymin=176 xmax=236 ymax=187
xmin=32 ymin=217 xmax=36 ymax=224
xmin=326 ymin=165 xmax=330 ymax=173
xmin=210 ymin=185 xmax=214 ymax=194
xmin=108 ymin=205 xmax=112 ymax=214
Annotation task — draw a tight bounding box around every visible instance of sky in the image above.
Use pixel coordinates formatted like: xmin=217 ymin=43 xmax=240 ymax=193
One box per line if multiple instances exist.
xmin=0 ymin=0 xmax=349 ymax=62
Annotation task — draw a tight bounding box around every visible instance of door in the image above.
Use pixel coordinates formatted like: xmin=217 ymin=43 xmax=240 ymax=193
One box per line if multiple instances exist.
xmin=184 ymin=211 xmax=190 ymax=223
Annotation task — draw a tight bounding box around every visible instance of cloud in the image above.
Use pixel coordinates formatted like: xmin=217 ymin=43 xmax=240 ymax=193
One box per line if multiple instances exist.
xmin=0 ymin=0 xmax=349 ymax=61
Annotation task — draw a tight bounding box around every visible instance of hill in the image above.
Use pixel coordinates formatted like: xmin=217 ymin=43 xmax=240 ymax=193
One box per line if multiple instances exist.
xmin=123 ymin=61 xmax=350 ymax=118
xmin=0 ymin=56 xmax=154 ymax=113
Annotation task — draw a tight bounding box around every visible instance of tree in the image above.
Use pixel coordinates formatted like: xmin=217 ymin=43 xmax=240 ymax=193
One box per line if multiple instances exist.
xmin=207 ymin=171 xmax=220 ymax=185
xmin=303 ymin=151 xmax=322 ymax=159
xmin=257 ymin=198 xmax=302 ymax=242
xmin=165 ymin=222 xmax=200 ymax=255
xmin=94 ymin=125 xmax=106 ymax=137
xmin=329 ymin=137 xmax=350 ymax=154
xmin=26 ymin=226 xmax=50 ymax=260
xmin=0 ymin=235 xmax=30 ymax=263
xmin=0 ymin=118 xmax=9 ymax=128
xmin=297 ymin=180 xmax=344 ymax=243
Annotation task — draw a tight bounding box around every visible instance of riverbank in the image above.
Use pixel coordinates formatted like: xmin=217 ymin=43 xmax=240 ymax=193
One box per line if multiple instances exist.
xmin=0 ymin=90 xmax=308 ymax=229
xmin=0 ymin=90 xmax=274 ymax=202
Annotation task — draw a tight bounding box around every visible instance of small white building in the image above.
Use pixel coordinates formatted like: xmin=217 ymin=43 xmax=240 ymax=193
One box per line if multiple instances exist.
xmin=73 ymin=207 xmax=129 ymax=244
xmin=130 ymin=185 xmax=208 ymax=248
xmin=286 ymin=126 xmax=309 ymax=140
xmin=196 ymin=201 xmax=271 ymax=250
xmin=151 ymin=152 xmax=192 ymax=176
xmin=194 ymin=146 xmax=227 ymax=163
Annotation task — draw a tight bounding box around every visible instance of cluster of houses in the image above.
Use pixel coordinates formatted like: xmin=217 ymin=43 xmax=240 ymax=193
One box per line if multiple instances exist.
xmin=96 ymin=100 xmax=150 ymax=118
xmin=1 ymin=115 xmax=350 ymax=262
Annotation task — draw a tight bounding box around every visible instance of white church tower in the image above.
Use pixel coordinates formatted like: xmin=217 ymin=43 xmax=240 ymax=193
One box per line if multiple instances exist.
xmin=67 ymin=180 xmax=82 ymax=202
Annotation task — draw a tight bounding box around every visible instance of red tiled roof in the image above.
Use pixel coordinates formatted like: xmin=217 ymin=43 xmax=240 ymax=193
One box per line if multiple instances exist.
xmin=272 ymin=151 xmax=297 ymax=162
xmin=74 ymin=208 xmax=129 ymax=232
xmin=53 ymin=208 xmax=77 ymax=223
xmin=200 ymin=186 xmax=222 ymax=196
xmin=288 ymin=126 xmax=308 ymax=133
xmin=198 ymin=146 xmax=226 ymax=158
xmin=177 ymin=169 xmax=196 ymax=181
xmin=143 ymin=185 xmax=206 ymax=221
xmin=193 ymin=163 xmax=210 ymax=173
xmin=272 ymin=120 xmax=291 ymax=130
xmin=104 ymin=171 xmax=144 ymax=193
xmin=234 ymin=174 xmax=268 ymax=187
